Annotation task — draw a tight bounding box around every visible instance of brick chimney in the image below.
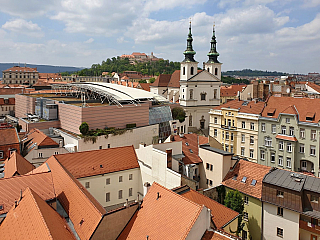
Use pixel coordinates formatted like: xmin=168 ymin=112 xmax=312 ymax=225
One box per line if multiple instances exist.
xmin=166 ymin=148 xmax=172 ymax=169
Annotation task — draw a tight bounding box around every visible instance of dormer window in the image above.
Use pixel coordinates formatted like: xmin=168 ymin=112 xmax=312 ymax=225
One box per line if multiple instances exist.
xmin=306 ymin=112 xmax=315 ymax=121
xmin=267 ymin=108 xmax=276 ymax=116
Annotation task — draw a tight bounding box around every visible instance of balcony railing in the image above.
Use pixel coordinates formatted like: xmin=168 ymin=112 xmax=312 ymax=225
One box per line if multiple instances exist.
xmin=221 ymin=125 xmax=237 ymax=130
xmin=299 ymin=220 xmax=320 ymax=235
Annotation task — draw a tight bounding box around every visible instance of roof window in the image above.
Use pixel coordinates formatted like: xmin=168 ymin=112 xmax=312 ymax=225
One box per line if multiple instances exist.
xmin=267 ymin=108 xmax=276 ymax=116
xmin=189 ymin=149 xmax=193 ymax=153
xmin=251 ymin=179 xmax=257 ymax=186
xmin=232 ymin=174 xmax=238 ymax=180
xmin=185 ymin=142 xmax=189 ymax=146
xmin=306 ymin=112 xmax=315 ymax=121
xmin=241 ymin=177 xmax=247 ymax=183
xmin=0 ymin=205 xmax=3 ymax=210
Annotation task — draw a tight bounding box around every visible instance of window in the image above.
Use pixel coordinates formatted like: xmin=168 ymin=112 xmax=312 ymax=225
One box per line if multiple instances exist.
xmin=232 ymin=174 xmax=238 ymax=180
xmin=242 ymin=121 xmax=245 ymax=129
xmin=129 ymin=174 xmax=133 ymax=180
xmin=311 ymin=195 xmax=319 ymax=203
xmin=106 ymin=178 xmax=110 ymax=185
xmin=289 ymin=127 xmax=294 ymax=136
xmin=242 ymin=230 xmax=248 ymax=240
xmin=250 ymin=122 xmax=254 ymax=130
xmin=250 ymin=136 xmax=254 ymax=144
xmin=215 ymin=67 xmax=218 ymax=75
xmin=311 ymin=130 xmax=317 ymax=140
xmin=210 ymin=165 xmax=213 ymax=171
xmin=228 ymin=119 xmax=231 ymax=127
xmin=183 ymin=67 xmax=185 ymax=75
xmin=271 ymin=153 xmax=275 ymax=163
xmin=241 ymin=147 xmax=245 ymax=156
xmin=300 ymin=144 xmax=305 ymax=153
xmin=261 ymin=123 xmax=266 ymax=131
xmin=310 ymin=145 xmax=316 ymax=156
xmin=129 ymin=188 xmax=133 ymax=197
xmin=99 ymin=145 xmax=102 ymax=149
xmin=279 ymin=141 xmax=284 ymax=150
xmin=106 ymin=192 xmax=110 ymax=202
xmin=265 ymin=136 xmax=272 ymax=146
xmin=206 ymin=179 xmax=209 ymax=184
xmin=214 ymin=117 xmax=217 ymax=124
xmin=287 ymin=142 xmax=292 ymax=152
xmin=278 ymin=156 xmax=283 ymax=166
xmin=189 ymin=89 xmax=193 ymax=99
xmin=200 ymin=93 xmax=206 ymax=101
xmin=0 ymin=151 xmax=3 ymax=159
xmin=260 ymin=150 xmax=265 ymax=160
xmin=85 ymin=182 xmax=90 ymax=188
xmin=231 ymin=145 xmax=233 ymax=153
xmin=302 ymin=161 xmax=307 ymax=170
xmin=286 ymin=157 xmax=291 ymax=169
xmin=281 ymin=126 xmax=286 ymax=135
xmin=225 ymin=144 xmax=229 ymax=152
xmin=38 ymin=152 xmax=43 ymax=158
xmin=214 ymin=89 xmax=217 ymax=99
xmin=108 ymin=144 xmax=111 ymax=148
xmin=244 ymin=196 xmax=249 ymax=205
xmin=54 ymin=151 xmax=58 ymax=155
xmin=277 ymin=227 xmax=283 ymax=238
xmin=226 ymin=132 xmax=229 ymax=140
xmin=118 ymin=190 xmax=123 ymax=199
xmin=225 ymin=119 xmax=227 ymax=125
xmin=286 ymin=118 xmax=290 ymax=123
xmin=222 ymin=131 xmax=224 ymax=139
xmin=191 ymin=66 xmax=194 ymax=75
xmin=232 ymin=120 xmax=235 ymax=126
xmin=241 ymin=134 xmax=245 ymax=143
xmin=251 ymin=179 xmax=257 ymax=186
xmin=206 ymin=163 xmax=210 ymax=170
xmin=119 ymin=176 xmax=123 ymax=182
xmin=277 ymin=207 xmax=283 ymax=217
xmin=243 ymin=212 xmax=248 ymax=221
xmin=272 ymin=124 xmax=276 ymax=133
xmin=277 ymin=190 xmax=284 ymax=197
xmin=189 ymin=114 xmax=192 ymax=127
xmin=250 ymin=149 xmax=254 ymax=158
xmin=209 ymin=180 xmax=213 ymax=186
xmin=214 ymin=129 xmax=217 ymax=137
xmin=300 ymin=128 xmax=305 ymax=138
xmin=231 ymin=133 xmax=234 ymax=141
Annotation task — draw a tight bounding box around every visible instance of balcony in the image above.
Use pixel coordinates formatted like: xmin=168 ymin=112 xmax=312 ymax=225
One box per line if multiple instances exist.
xmin=221 ymin=125 xmax=237 ymax=130
xmin=299 ymin=220 xmax=320 ymax=235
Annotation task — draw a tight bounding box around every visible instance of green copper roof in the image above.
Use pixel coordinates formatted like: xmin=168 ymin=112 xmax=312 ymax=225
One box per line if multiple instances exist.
xmin=207 ymin=25 xmax=220 ymax=63
xmin=183 ymin=22 xmax=196 ymax=62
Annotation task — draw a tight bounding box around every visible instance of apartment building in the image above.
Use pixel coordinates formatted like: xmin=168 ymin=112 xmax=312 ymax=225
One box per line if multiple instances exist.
xmin=258 ymin=96 xmax=320 ymax=176
xmin=0 ymin=128 xmax=20 ymax=162
xmin=209 ymin=99 xmax=265 ymax=162
xmin=0 ymin=98 xmax=15 ymax=117
xmin=2 ymin=66 xmax=39 ymax=85
xmin=262 ymin=168 xmax=320 ymax=240
xmin=220 ymin=84 xmax=246 ymax=104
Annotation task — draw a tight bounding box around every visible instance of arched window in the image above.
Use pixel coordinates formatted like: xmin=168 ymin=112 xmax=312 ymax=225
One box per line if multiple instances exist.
xmin=215 ymin=68 xmax=218 ymax=75
xmin=191 ymin=67 xmax=194 ymax=75
xmin=207 ymin=68 xmax=210 ymax=72
xmin=189 ymin=89 xmax=193 ymax=99
xmin=183 ymin=67 xmax=185 ymax=75
xmin=189 ymin=114 xmax=193 ymax=127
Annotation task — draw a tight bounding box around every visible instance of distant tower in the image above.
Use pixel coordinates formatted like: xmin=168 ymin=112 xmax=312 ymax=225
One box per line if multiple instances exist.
xmin=180 ymin=20 xmax=198 ymax=81
xmin=204 ymin=24 xmax=222 ymax=80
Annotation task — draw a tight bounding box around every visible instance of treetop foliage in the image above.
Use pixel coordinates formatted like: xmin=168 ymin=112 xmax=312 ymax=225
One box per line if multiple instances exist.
xmin=223 ymin=69 xmax=288 ymax=77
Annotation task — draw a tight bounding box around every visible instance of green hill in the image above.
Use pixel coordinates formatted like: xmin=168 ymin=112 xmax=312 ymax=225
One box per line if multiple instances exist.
xmin=223 ymin=69 xmax=288 ymax=77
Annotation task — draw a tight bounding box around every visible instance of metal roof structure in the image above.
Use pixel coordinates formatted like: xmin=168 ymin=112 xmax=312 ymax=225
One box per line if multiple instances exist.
xmin=52 ymin=82 xmax=167 ymax=107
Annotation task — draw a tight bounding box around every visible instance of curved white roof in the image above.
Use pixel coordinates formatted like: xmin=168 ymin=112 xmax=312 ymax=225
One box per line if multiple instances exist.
xmin=73 ymin=82 xmax=167 ymax=102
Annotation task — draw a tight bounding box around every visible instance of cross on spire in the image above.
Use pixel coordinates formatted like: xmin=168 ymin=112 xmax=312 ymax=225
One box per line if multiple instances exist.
xmin=183 ymin=19 xmax=196 ymax=62
xmin=207 ymin=23 xmax=220 ymax=63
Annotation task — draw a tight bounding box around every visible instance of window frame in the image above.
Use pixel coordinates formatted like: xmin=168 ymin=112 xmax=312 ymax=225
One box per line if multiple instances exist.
xmin=261 ymin=123 xmax=266 ymax=132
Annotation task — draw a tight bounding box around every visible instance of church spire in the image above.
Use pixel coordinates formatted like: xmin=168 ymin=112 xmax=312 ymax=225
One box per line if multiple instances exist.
xmin=207 ymin=24 xmax=220 ymax=63
xmin=183 ymin=20 xmax=196 ymax=62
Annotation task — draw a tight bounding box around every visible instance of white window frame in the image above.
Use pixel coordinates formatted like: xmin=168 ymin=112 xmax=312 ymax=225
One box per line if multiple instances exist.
xmin=250 ymin=149 xmax=254 ymax=158
xmin=286 ymin=157 xmax=291 ymax=169
xmin=272 ymin=124 xmax=276 ymax=133
xmin=278 ymin=156 xmax=283 ymax=166
xmin=279 ymin=141 xmax=284 ymax=151
xmin=0 ymin=151 xmax=3 ymax=159
xmin=299 ymin=144 xmax=305 ymax=153
xmin=214 ymin=117 xmax=217 ymax=124
xmin=310 ymin=145 xmax=316 ymax=156
xmin=241 ymin=134 xmax=245 ymax=143
xmin=311 ymin=130 xmax=317 ymax=140
xmin=289 ymin=127 xmax=294 ymax=136
xmin=287 ymin=142 xmax=292 ymax=153
xmin=265 ymin=136 xmax=272 ymax=147
xmin=242 ymin=121 xmax=246 ymax=129
xmin=300 ymin=128 xmax=305 ymax=139
xmin=286 ymin=118 xmax=290 ymax=123
xmin=243 ymin=212 xmax=249 ymax=221
xmin=271 ymin=152 xmax=275 ymax=163
xmin=244 ymin=196 xmax=249 ymax=205
xmin=281 ymin=126 xmax=286 ymax=135
xmin=250 ymin=122 xmax=254 ymax=130
xmin=261 ymin=123 xmax=266 ymax=132
xmin=226 ymin=132 xmax=229 ymax=140
xmin=250 ymin=136 xmax=254 ymax=145
xmin=260 ymin=150 xmax=265 ymax=160
xmin=214 ymin=129 xmax=217 ymax=137
xmin=241 ymin=147 xmax=245 ymax=156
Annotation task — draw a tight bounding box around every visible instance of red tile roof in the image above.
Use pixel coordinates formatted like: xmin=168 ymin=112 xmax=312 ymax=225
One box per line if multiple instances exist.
xmin=213 ymin=99 xmax=265 ymax=115
xmin=262 ymin=96 xmax=320 ymax=123
xmin=222 ymin=160 xmax=271 ymax=199
xmin=151 ymin=74 xmax=172 ymax=87
xmin=0 ymin=98 xmax=15 ymax=105
xmin=0 ymin=128 xmax=19 ymax=146
xmin=24 ymin=128 xmax=59 ymax=150
xmin=202 ymin=230 xmax=241 ymax=240
xmin=177 ymin=187 xmax=239 ymax=229
xmin=172 ymin=134 xmax=208 ymax=164
xmin=220 ymin=84 xmax=247 ymax=97
xmin=275 ymin=134 xmax=298 ymax=142
xmin=167 ymin=70 xmax=181 ymax=88
xmin=0 ymin=187 xmax=76 ymax=240
xmin=54 ymin=145 xmax=139 ymax=178
xmin=307 ymin=82 xmax=320 ymax=93
xmin=38 ymin=73 xmax=62 ymax=80
xmin=4 ymin=151 xmax=35 ymax=178
xmin=3 ymin=66 xmax=38 ymax=73
xmin=118 ymin=182 xmax=204 ymax=240
xmin=138 ymin=83 xmax=151 ymax=91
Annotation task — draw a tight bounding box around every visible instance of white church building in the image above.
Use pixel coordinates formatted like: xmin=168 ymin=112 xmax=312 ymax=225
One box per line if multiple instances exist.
xmin=150 ymin=23 xmax=222 ymax=135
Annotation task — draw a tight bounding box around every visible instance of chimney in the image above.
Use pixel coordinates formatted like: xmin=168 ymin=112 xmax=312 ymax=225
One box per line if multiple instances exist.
xmin=144 ymin=182 xmax=151 ymax=195
xmin=59 ymin=140 xmax=63 ymax=148
xmin=166 ymin=148 xmax=172 ymax=169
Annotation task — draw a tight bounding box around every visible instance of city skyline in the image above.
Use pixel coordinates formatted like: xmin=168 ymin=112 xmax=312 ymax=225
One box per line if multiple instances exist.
xmin=0 ymin=0 xmax=319 ymax=73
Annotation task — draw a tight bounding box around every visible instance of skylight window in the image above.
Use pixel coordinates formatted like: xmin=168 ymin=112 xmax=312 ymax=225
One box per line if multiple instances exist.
xmin=241 ymin=177 xmax=247 ymax=183
xmin=185 ymin=142 xmax=189 ymax=146
xmin=232 ymin=174 xmax=238 ymax=180
xmin=189 ymin=149 xmax=193 ymax=153
xmin=251 ymin=179 xmax=257 ymax=186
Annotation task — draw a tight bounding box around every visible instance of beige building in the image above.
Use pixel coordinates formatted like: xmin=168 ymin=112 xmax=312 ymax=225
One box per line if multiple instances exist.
xmin=0 ymin=98 xmax=15 ymax=117
xmin=53 ymin=146 xmax=143 ymax=211
xmin=209 ymin=99 xmax=265 ymax=162
xmin=2 ymin=66 xmax=39 ymax=85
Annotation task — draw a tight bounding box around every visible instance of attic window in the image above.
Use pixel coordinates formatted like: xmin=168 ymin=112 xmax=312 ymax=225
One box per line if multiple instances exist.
xmin=189 ymin=149 xmax=193 ymax=153
xmin=0 ymin=205 xmax=3 ymax=210
xmin=306 ymin=112 xmax=315 ymax=121
xmin=185 ymin=142 xmax=189 ymax=146
xmin=251 ymin=179 xmax=257 ymax=186
xmin=232 ymin=174 xmax=238 ymax=180
xmin=267 ymin=108 xmax=276 ymax=116
xmin=241 ymin=177 xmax=247 ymax=183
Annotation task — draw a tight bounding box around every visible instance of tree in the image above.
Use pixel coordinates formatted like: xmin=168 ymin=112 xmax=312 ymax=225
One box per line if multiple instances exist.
xmin=172 ymin=107 xmax=186 ymax=123
xmin=79 ymin=122 xmax=89 ymax=135
xmin=224 ymin=189 xmax=245 ymax=236
xmin=139 ymin=79 xmax=147 ymax=83
xmin=149 ymin=77 xmax=156 ymax=83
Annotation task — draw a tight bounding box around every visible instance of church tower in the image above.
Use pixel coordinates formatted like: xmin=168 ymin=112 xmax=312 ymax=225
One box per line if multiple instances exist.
xmin=180 ymin=21 xmax=198 ymax=81
xmin=204 ymin=25 xmax=222 ymax=80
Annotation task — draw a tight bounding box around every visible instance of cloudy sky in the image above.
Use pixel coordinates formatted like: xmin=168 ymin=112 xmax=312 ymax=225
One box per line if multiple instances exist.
xmin=0 ymin=0 xmax=319 ymax=73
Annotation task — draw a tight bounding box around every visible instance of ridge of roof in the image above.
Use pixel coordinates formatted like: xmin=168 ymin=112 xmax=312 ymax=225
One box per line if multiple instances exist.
xmin=151 ymin=74 xmax=172 ymax=87
xmin=0 ymin=128 xmax=20 ymax=145
xmin=4 ymin=151 xmax=35 ymax=178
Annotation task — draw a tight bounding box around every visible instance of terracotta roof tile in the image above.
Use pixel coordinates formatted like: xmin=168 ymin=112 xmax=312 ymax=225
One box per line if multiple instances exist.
xmin=262 ymin=96 xmax=320 ymax=123
xmin=118 ymin=182 xmax=204 ymax=240
xmin=177 ymin=187 xmax=239 ymax=229
xmin=0 ymin=187 xmax=76 ymax=240
xmin=3 ymin=66 xmax=38 ymax=73
xmin=213 ymin=99 xmax=265 ymax=115
xmin=24 ymin=128 xmax=59 ymax=151
xmin=54 ymin=146 xmax=139 ymax=179
xmin=275 ymin=134 xmax=298 ymax=142
xmin=307 ymin=82 xmax=320 ymax=93
xmin=202 ymin=230 xmax=241 ymax=240
xmin=222 ymin=160 xmax=271 ymax=199
xmin=167 ymin=70 xmax=181 ymax=88
xmin=151 ymin=74 xmax=171 ymax=87
xmin=138 ymin=83 xmax=151 ymax=91
xmin=220 ymin=84 xmax=247 ymax=97
xmin=4 ymin=151 xmax=35 ymax=178
xmin=0 ymin=128 xmax=19 ymax=146
xmin=172 ymin=134 xmax=208 ymax=164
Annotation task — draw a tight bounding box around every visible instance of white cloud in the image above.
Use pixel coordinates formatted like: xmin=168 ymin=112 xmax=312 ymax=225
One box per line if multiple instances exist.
xmin=302 ymin=0 xmax=320 ymax=7
xmin=144 ymin=0 xmax=206 ymax=13
xmin=84 ymin=38 xmax=94 ymax=44
xmin=2 ymin=19 xmax=43 ymax=37
xmin=117 ymin=37 xmax=128 ymax=43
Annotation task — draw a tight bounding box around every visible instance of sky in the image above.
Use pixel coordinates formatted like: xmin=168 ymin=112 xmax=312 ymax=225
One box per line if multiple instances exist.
xmin=0 ymin=0 xmax=319 ymax=74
